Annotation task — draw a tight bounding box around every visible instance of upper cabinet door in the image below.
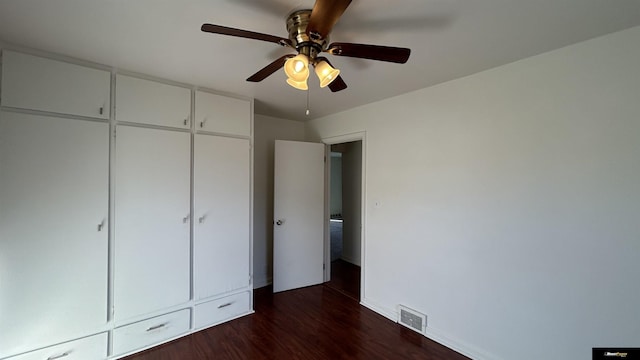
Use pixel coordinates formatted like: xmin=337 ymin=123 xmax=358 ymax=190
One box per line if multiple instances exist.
xmin=195 ymin=91 xmax=251 ymax=137
xmin=116 ymin=75 xmax=191 ymax=129
xmin=1 ymin=50 xmax=111 ymax=119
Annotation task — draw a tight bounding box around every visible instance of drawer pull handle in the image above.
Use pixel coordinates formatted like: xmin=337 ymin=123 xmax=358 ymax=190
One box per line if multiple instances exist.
xmin=48 ymin=352 xmax=70 ymax=360
xmin=99 ymin=106 xmax=104 ymax=115
xmin=146 ymin=323 xmax=166 ymax=331
xmin=218 ymin=302 xmax=233 ymax=309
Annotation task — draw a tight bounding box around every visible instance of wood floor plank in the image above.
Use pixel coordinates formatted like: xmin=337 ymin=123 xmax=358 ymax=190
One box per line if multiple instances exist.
xmin=326 ymin=259 xmax=361 ymax=301
xmin=123 ymin=285 xmax=469 ymax=360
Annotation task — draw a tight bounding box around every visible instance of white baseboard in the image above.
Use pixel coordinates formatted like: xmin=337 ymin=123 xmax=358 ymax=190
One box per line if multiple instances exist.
xmin=252 ymin=275 xmax=272 ymax=289
xmin=360 ymin=297 xmax=397 ymax=322
xmin=361 ymin=297 xmax=497 ymax=360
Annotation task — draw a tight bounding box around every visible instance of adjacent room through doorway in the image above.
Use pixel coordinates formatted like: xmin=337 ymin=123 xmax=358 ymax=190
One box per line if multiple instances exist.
xmin=326 ymin=141 xmax=362 ymax=301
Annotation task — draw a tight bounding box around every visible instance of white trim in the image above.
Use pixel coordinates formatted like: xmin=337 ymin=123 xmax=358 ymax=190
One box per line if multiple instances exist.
xmin=360 ymin=298 xmax=396 ymax=321
xmin=423 ymin=326 xmax=498 ymax=360
xmin=323 ymin=144 xmax=331 ymax=281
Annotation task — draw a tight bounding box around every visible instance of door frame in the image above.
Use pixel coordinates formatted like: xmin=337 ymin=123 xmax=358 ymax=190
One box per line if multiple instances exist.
xmin=321 ymin=131 xmax=366 ymax=301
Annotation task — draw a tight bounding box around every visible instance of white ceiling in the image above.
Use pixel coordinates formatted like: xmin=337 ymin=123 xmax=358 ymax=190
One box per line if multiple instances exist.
xmin=1 ymin=0 xmax=639 ymax=121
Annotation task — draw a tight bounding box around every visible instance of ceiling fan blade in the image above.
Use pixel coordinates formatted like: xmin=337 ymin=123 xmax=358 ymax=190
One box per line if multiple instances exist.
xmin=307 ymin=0 xmax=352 ymax=40
xmin=201 ymin=24 xmax=291 ymax=46
xmin=316 ymin=57 xmax=347 ymax=92
xmin=327 ymin=42 xmax=411 ymax=64
xmin=327 ymin=75 xmax=347 ymax=92
xmin=247 ymin=55 xmax=294 ymax=82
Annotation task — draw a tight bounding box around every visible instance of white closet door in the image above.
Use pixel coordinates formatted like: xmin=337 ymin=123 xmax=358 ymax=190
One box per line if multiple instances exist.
xmin=114 ymin=126 xmax=191 ymax=320
xmin=194 ymin=134 xmax=251 ymax=299
xmin=115 ymin=75 xmax=191 ymax=129
xmin=195 ymin=91 xmax=251 ymax=136
xmin=0 ymin=50 xmax=111 ymax=119
xmin=0 ymin=112 xmax=109 ymax=359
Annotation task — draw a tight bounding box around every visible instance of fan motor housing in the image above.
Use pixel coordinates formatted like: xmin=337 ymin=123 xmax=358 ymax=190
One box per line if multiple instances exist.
xmin=286 ymin=9 xmax=327 ymax=60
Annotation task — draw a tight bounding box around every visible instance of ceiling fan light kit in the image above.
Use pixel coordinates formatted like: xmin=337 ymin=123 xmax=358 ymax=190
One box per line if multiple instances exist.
xmin=201 ymin=0 xmax=411 ymax=92
xmin=284 ymin=53 xmax=310 ymax=82
xmin=286 ymin=77 xmax=309 ymax=91
xmin=314 ymin=60 xmax=340 ymax=88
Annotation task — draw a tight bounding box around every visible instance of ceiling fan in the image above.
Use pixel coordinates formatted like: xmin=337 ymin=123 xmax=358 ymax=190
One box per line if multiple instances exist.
xmin=201 ymin=0 xmax=411 ymax=92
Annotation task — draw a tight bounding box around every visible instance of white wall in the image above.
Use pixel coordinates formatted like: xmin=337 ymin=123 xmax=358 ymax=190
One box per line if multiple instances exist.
xmin=341 ymin=141 xmax=362 ymax=266
xmin=306 ymin=26 xmax=640 ymax=360
xmin=253 ymin=114 xmax=306 ymax=288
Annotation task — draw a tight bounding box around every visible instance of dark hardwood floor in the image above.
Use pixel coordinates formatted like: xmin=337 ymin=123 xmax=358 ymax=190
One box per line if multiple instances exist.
xmin=325 ymin=259 xmax=361 ymax=301
xmin=123 ymin=284 xmax=470 ymax=360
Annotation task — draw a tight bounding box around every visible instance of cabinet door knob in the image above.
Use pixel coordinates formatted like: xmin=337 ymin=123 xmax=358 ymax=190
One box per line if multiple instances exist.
xmin=276 ymin=219 xmax=284 ymax=226
xmin=198 ymin=215 xmax=206 ymax=224
xmin=99 ymin=106 xmax=104 ymax=115
xmin=183 ymin=214 xmax=190 ymax=223
xmin=200 ymin=117 xmax=207 ymax=128
xmin=97 ymin=219 xmax=105 ymax=232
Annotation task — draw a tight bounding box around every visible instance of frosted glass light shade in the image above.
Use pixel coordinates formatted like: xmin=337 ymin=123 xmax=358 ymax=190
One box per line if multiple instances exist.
xmin=284 ymin=54 xmax=310 ymax=82
xmin=314 ymin=60 xmax=340 ymax=88
xmin=286 ymin=77 xmax=308 ymax=90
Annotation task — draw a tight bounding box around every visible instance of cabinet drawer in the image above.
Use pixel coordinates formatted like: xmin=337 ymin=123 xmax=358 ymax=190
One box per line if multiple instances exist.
xmin=6 ymin=333 xmax=107 ymax=360
xmin=195 ymin=91 xmax=250 ymax=136
xmin=112 ymin=309 xmax=191 ymax=356
xmin=1 ymin=50 xmax=110 ymax=119
xmin=194 ymin=292 xmax=251 ymax=329
xmin=115 ymin=74 xmax=191 ymax=129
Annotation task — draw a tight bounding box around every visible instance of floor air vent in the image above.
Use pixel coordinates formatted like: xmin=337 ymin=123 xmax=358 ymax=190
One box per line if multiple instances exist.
xmin=398 ymin=305 xmax=427 ymax=333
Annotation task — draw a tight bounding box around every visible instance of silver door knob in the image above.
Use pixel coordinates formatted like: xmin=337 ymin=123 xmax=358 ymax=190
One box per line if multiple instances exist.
xmin=276 ymin=219 xmax=283 ymax=226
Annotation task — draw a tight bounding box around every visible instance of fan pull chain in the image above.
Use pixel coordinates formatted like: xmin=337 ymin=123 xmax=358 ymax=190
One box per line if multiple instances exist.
xmin=306 ymin=88 xmax=310 ymax=116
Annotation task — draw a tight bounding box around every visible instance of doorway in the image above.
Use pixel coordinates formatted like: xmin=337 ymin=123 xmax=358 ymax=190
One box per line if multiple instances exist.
xmin=325 ymin=140 xmax=363 ymax=301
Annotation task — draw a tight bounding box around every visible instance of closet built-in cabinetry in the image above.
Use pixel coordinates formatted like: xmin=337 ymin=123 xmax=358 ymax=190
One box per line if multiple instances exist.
xmin=0 ymin=49 xmax=253 ymax=360
xmin=113 ymin=125 xmax=191 ymax=322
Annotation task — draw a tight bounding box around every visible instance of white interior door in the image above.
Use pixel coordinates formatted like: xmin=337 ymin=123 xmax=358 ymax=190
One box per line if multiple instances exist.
xmin=273 ymin=140 xmax=325 ymax=293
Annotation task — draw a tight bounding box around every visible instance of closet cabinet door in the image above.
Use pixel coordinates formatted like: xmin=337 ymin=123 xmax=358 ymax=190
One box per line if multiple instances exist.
xmin=114 ymin=126 xmax=191 ymax=321
xmin=195 ymin=91 xmax=251 ymax=136
xmin=0 ymin=112 xmax=109 ymax=359
xmin=194 ymin=135 xmax=251 ymax=300
xmin=1 ymin=50 xmax=111 ymax=119
xmin=115 ymin=75 xmax=191 ymax=129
